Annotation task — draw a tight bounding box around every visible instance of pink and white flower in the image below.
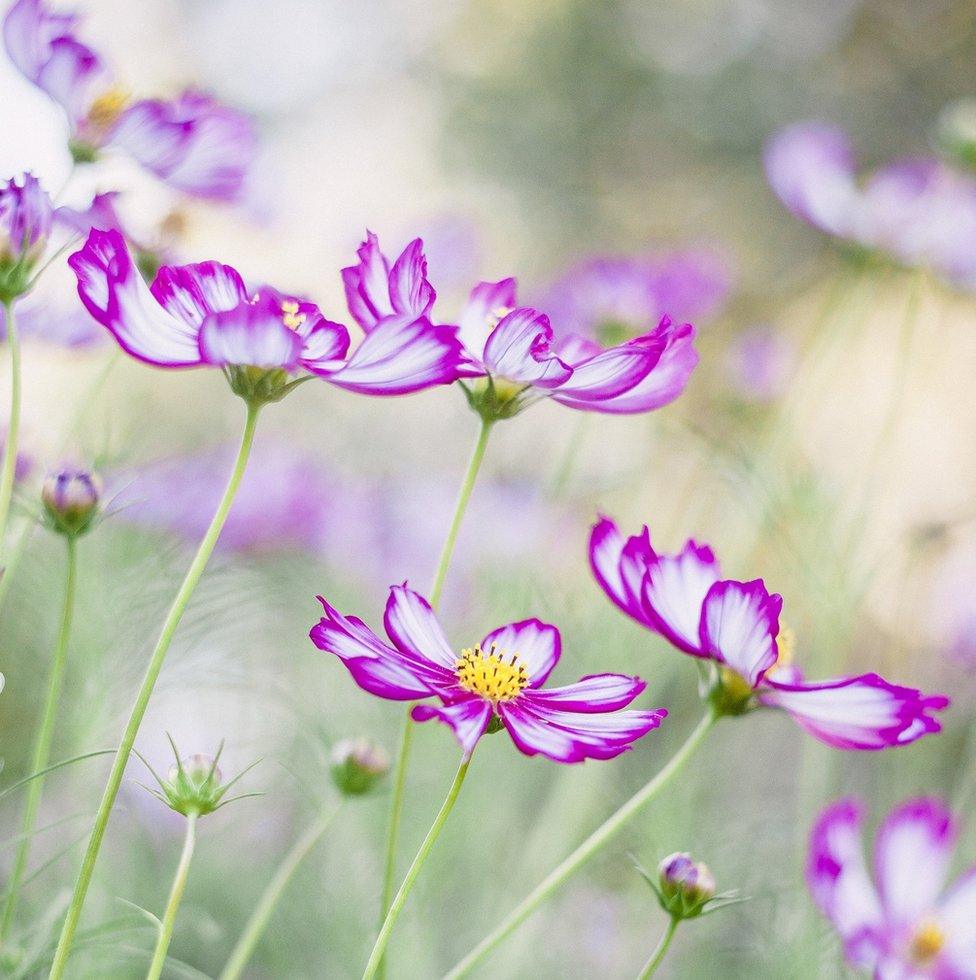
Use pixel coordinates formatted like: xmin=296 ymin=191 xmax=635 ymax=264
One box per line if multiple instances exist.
xmin=69 ymin=227 xmax=467 ymax=396
xmin=589 ymin=517 xmax=948 ymax=749
xmin=809 ymin=797 xmax=976 ymax=977
xmin=309 ymin=584 xmax=667 ymax=762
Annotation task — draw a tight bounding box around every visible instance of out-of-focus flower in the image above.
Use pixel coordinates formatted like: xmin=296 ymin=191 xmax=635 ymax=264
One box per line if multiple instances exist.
xmin=935 ymin=99 xmax=976 ymax=172
xmin=590 ymin=517 xmax=948 ymax=749
xmin=724 ymin=325 xmax=795 ymax=403
xmin=808 ymin=797 xmax=976 ymax=976
xmin=342 ymin=231 xmax=699 ymax=420
xmin=0 ymin=432 xmax=31 ymax=481
xmin=764 ymin=120 xmax=976 ymax=287
xmin=309 ymin=584 xmax=667 ymax=762
xmin=69 ymin=228 xmax=467 ymax=404
xmin=330 ymin=739 xmax=389 ymax=796
xmin=2 ymin=0 xmax=256 ymax=201
xmin=41 ymin=465 xmax=101 ymax=537
xmin=0 ymin=171 xmax=53 ymax=300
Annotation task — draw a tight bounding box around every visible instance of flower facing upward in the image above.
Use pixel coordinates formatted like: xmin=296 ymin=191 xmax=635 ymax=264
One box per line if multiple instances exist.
xmin=808 ymin=798 xmax=976 ymax=977
xmin=589 ymin=518 xmax=949 ymax=749
xmin=69 ymin=228 xmax=467 ymax=403
xmin=309 ymin=584 xmax=667 ymax=762
xmin=342 ymin=231 xmax=698 ymax=420
xmin=0 ymin=172 xmax=53 ymax=301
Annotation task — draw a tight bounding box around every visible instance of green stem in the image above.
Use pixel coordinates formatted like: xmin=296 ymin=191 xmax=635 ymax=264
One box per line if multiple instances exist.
xmin=219 ymin=804 xmax=341 ymax=980
xmin=0 ymin=300 xmax=23 ymax=554
xmin=0 ymin=536 xmax=77 ymax=943
xmin=363 ymin=757 xmax=472 ymax=980
xmin=444 ymin=709 xmax=718 ymax=979
xmin=636 ymin=916 xmax=679 ymax=979
xmin=146 ymin=811 xmax=197 ymax=980
xmin=48 ymin=400 xmax=262 ymax=980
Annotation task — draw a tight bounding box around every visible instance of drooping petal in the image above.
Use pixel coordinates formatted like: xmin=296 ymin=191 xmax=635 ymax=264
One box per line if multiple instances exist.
xmin=383 ymin=584 xmax=457 ymax=670
xmin=411 ymin=697 xmax=492 ymax=757
xmin=456 ymin=277 xmax=517 ymax=358
xmin=699 ymin=579 xmax=782 ymax=687
xmin=482 ymin=308 xmax=573 ymax=388
xmin=68 ymin=228 xmax=202 ymax=367
xmin=320 ymin=314 xmax=465 ymax=394
xmin=588 ymin=517 xmax=656 ymax=627
xmin=641 ymin=540 xmax=720 ymax=655
xmin=388 ymin=238 xmax=435 ymax=321
xmin=873 ymin=798 xmax=956 ymax=928
xmin=522 ymin=673 xmax=646 ymax=712
xmin=806 ymin=799 xmax=885 ymax=971
xmin=197 ymin=294 xmax=304 ymax=369
xmin=760 ymin=674 xmax=949 ymax=751
xmin=341 ymin=231 xmax=393 ymax=331
xmin=939 ymin=867 xmax=976 ymax=973
xmin=479 ymin=618 xmax=561 ymax=687
xmin=150 ymin=261 xmax=248 ymax=328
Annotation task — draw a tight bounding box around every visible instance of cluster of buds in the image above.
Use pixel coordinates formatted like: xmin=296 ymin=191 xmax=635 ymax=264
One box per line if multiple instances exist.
xmin=41 ymin=468 xmax=102 ymax=538
xmin=330 ymin=739 xmax=390 ymax=797
xmin=0 ymin=173 xmax=53 ymax=303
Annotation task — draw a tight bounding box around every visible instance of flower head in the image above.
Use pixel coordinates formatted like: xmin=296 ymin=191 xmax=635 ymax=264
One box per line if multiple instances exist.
xmin=330 ymin=739 xmax=390 ymax=797
xmin=0 ymin=172 xmax=53 ymax=301
xmin=656 ymin=853 xmax=717 ymax=919
xmin=808 ymin=797 xmax=976 ymax=976
xmin=69 ymin=228 xmax=467 ymax=404
xmin=41 ymin=466 xmax=101 ymax=537
xmin=589 ymin=517 xmax=949 ymax=749
xmin=309 ymin=584 xmax=667 ymax=762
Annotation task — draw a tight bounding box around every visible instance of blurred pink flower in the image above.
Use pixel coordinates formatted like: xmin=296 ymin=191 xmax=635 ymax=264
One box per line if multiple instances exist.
xmin=725 ymin=325 xmax=795 ymax=402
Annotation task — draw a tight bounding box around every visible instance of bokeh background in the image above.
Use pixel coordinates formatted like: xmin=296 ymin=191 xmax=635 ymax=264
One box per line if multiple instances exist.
xmin=1 ymin=0 xmax=975 ymax=976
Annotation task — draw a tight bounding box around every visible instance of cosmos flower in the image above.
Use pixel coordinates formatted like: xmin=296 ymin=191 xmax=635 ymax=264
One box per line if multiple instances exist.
xmin=3 ymin=0 xmax=256 ymax=201
xmin=808 ymin=797 xmax=976 ymax=977
xmin=589 ymin=517 xmax=948 ymax=749
xmin=342 ymin=231 xmax=699 ymax=418
xmin=724 ymin=325 xmax=795 ymax=403
xmin=309 ymin=584 xmax=667 ymax=762
xmin=764 ymin=120 xmax=976 ymax=287
xmin=68 ymin=228 xmax=467 ymax=400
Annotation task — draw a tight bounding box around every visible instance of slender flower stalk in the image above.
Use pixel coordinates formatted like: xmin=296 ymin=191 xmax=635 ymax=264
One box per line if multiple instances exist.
xmin=444 ymin=709 xmax=718 ymax=979
xmin=364 ymin=758 xmax=473 ymax=980
xmin=0 ymin=536 xmax=77 ymax=943
xmin=219 ymin=805 xmax=342 ymax=980
xmin=49 ymin=401 xmax=261 ymax=979
xmin=637 ymin=917 xmax=679 ymax=980
xmin=0 ymin=301 xmax=22 ymax=551
xmin=145 ymin=811 xmax=197 ymax=980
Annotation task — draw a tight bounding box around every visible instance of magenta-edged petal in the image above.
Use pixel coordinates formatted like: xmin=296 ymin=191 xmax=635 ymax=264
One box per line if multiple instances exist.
xmin=589 ymin=517 xmax=656 ymax=627
xmin=68 ymin=228 xmax=202 ymax=367
xmin=807 ymin=799 xmax=885 ymax=971
xmin=320 ymin=314 xmax=465 ymax=394
xmin=760 ymin=674 xmax=949 ymax=751
xmin=197 ymin=294 xmax=304 ymax=369
xmin=699 ymin=579 xmax=782 ymax=688
xmin=54 ymin=190 xmax=125 ymax=239
xmin=641 ymin=540 xmax=720 ymax=655
xmin=500 ymin=699 xmax=666 ymax=764
xmin=389 ymin=238 xmax=435 ymax=321
xmin=482 ymin=308 xmax=573 ymax=388
xmin=939 ymin=867 xmax=976 ymax=971
xmin=411 ymin=698 xmax=492 ymax=757
xmin=383 ymin=584 xmax=457 ymax=669
xmin=300 ymin=319 xmax=351 ymax=368
xmin=479 ymin=619 xmax=561 ymax=688
xmin=521 ymin=673 xmax=646 ymax=712
xmin=873 ymin=798 xmax=956 ymax=928
xmin=151 ymin=261 xmax=248 ymax=328
xmin=341 ymin=230 xmax=393 ymax=331
xmin=457 ymin=277 xmax=517 ymax=358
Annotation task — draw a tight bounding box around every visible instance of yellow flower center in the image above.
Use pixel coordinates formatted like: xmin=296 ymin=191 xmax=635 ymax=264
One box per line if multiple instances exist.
xmin=455 ymin=645 xmax=528 ymax=703
xmin=487 ymin=305 xmax=513 ymax=329
xmin=910 ymin=919 xmax=945 ymax=964
xmin=87 ymin=87 xmax=130 ymax=130
xmin=281 ymin=300 xmax=306 ymax=331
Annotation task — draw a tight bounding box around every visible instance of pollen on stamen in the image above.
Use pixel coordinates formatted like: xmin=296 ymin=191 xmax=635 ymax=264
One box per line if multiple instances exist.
xmin=454 ymin=644 xmax=528 ymax=702
xmin=280 ymin=299 xmax=306 ymax=331
xmin=87 ymin=87 xmax=130 ymax=129
xmin=910 ymin=919 xmax=945 ymax=964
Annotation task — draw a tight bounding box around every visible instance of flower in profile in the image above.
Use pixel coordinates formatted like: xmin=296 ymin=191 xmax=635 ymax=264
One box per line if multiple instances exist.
xmin=342 ymin=231 xmax=698 ymax=420
xmin=41 ymin=465 xmax=101 ymax=537
xmin=808 ymin=797 xmax=976 ymax=976
xmin=0 ymin=172 xmax=53 ymax=301
xmin=589 ymin=517 xmax=949 ymax=749
xmin=69 ymin=228 xmax=466 ymax=404
xmin=764 ymin=120 xmax=976 ymax=286
xmin=3 ymin=0 xmax=256 ymax=200
xmin=309 ymin=584 xmax=667 ymax=761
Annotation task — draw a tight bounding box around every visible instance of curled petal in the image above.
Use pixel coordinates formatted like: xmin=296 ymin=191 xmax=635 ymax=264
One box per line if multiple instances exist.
xmin=457 ymin=277 xmax=517 ymax=358
xmin=389 ymin=238 xmax=435 ymax=321
xmin=151 ymin=261 xmax=248 ymax=328
xmin=482 ymin=308 xmax=572 ymax=387
xmin=479 ymin=618 xmax=561 ymax=688
xmin=521 ymin=673 xmax=646 ymax=712
xmin=341 ymin=230 xmax=394 ymax=331
xmin=588 ymin=517 xmax=655 ymax=627
xmin=411 ymin=698 xmax=492 ymax=757
xmin=300 ymin=319 xmax=351 ymax=369
xmin=197 ymin=295 xmax=304 ymax=369
xmin=548 ymin=332 xmax=663 ymax=407
xmin=383 ymin=584 xmax=457 ymax=670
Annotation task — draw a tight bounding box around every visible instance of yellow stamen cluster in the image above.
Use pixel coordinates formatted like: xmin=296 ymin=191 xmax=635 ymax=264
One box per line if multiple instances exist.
xmin=910 ymin=919 xmax=945 ymax=964
xmin=87 ymin=87 xmax=130 ymax=129
xmin=455 ymin=645 xmax=528 ymax=703
xmin=281 ymin=300 xmax=306 ymax=331
xmin=487 ymin=304 xmax=513 ymax=328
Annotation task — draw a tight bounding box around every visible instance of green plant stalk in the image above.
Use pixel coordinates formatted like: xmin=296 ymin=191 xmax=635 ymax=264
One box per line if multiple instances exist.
xmin=146 ymin=811 xmax=197 ymax=980
xmin=637 ymin=916 xmax=679 ymax=979
xmin=48 ymin=400 xmax=262 ymax=980
xmin=376 ymin=417 xmax=494 ymax=974
xmin=444 ymin=709 xmax=719 ymax=978
xmin=364 ymin=757 xmax=472 ymax=980
xmin=0 ymin=536 xmax=78 ymax=943
xmin=0 ymin=300 xmax=23 ymax=554
xmin=219 ymin=804 xmax=342 ymax=980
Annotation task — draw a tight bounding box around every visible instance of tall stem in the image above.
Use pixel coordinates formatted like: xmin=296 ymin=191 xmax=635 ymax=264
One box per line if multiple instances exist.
xmin=445 ymin=709 xmax=718 ymax=979
xmin=146 ymin=811 xmax=198 ymax=980
xmin=49 ymin=400 xmax=262 ymax=979
xmin=636 ymin=916 xmax=679 ymax=979
xmin=0 ymin=300 xmax=23 ymax=553
xmin=0 ymin=536 xmax=77 ymax=942
xmin=364 ymin=757 xmax=472 ymax=980
xmin=219 ymin=804 xmax=341 ymax=980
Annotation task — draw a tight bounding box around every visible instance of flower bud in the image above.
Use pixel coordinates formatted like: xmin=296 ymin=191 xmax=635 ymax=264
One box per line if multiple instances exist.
xmin=330 ymin=739 xmax=389 ymax=797
xmin=0 ymin=173 xmax=53 ymax=301
xmin=42 ymin=467 xmax=102 ymax=537
xmin=936 ymin=99 xmax=976 ymax=171
xmin=142 ymin=740 xmax=253 ymax=819
xmin=657 ymin=852 xmax=716 ymax=919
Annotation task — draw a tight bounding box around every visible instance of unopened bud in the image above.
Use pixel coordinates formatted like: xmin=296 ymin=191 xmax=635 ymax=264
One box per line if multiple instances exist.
xmin=330 ymin=739 xmax=389 ymax=797
xmin=42 ymin=467 xmax=102 ymax=537
xmin=658 ymin=852 xmax=716 ymax=919
xmin=0 ymin=173 xmax=53 ymax=302
xmin=936 ymin=99 xmax=976 ymax=171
